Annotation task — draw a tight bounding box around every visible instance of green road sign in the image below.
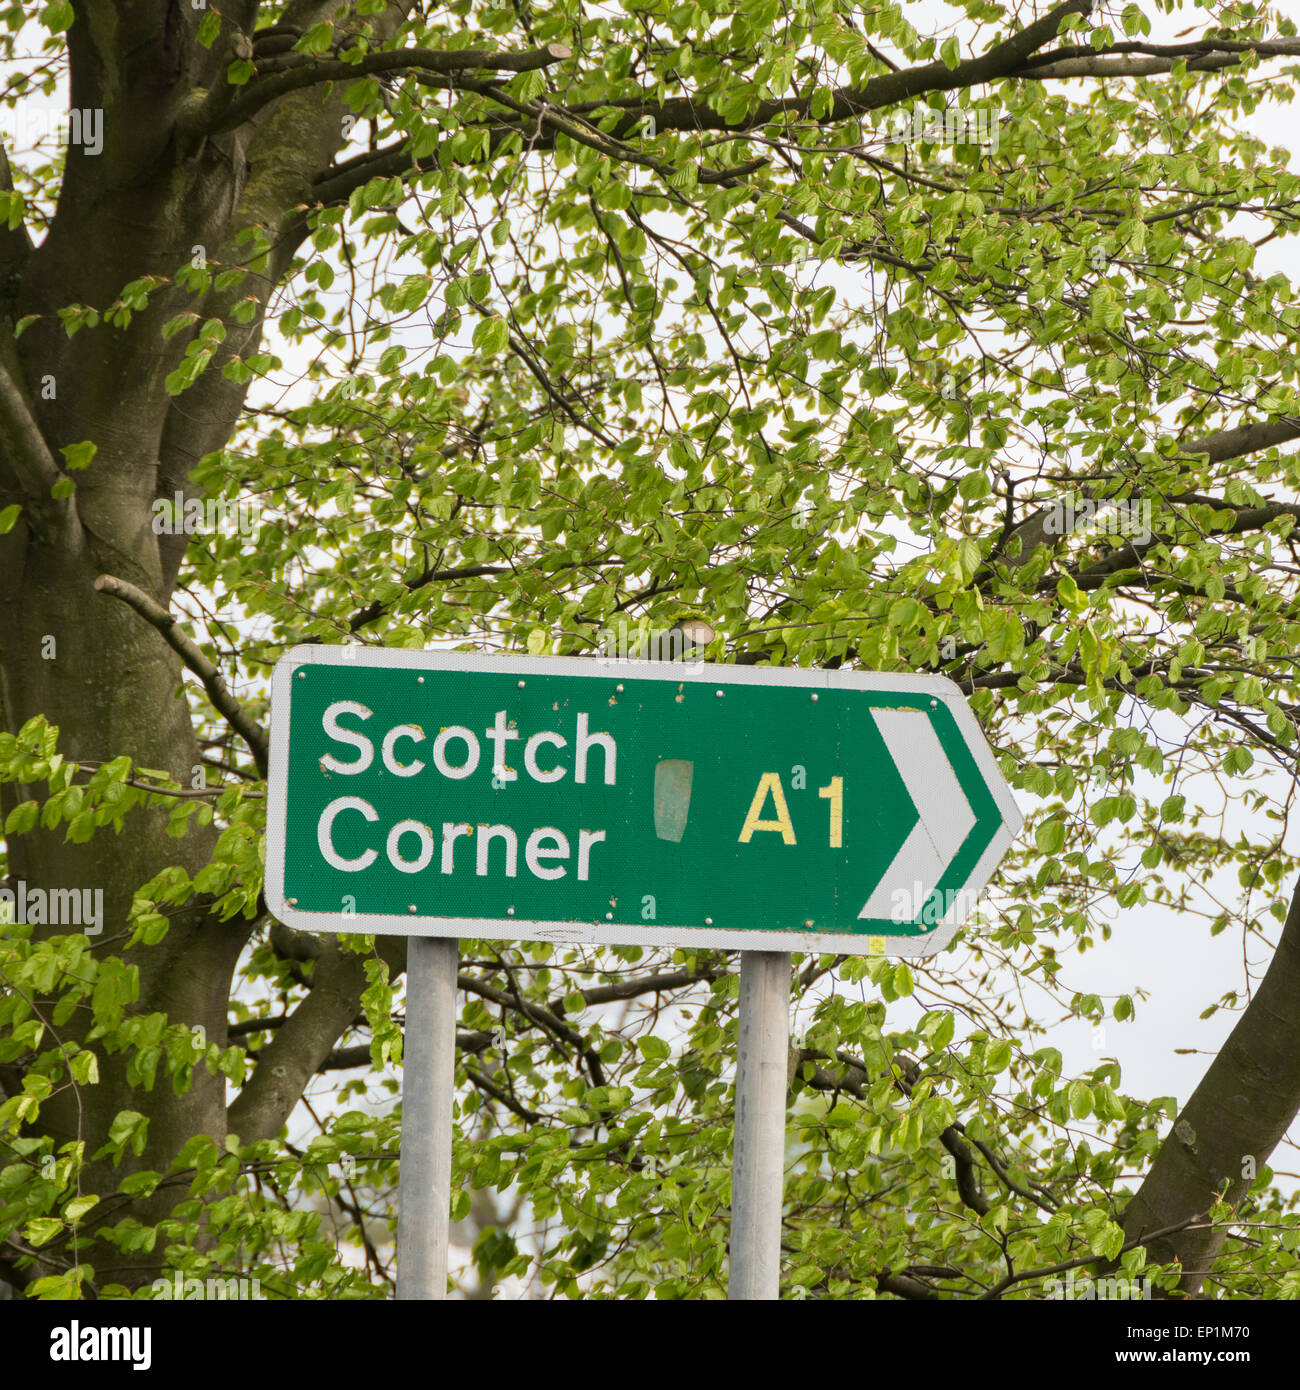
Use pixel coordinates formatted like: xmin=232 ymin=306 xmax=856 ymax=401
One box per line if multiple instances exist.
xmin=266 ymin=648 xmax=1022 ymax=957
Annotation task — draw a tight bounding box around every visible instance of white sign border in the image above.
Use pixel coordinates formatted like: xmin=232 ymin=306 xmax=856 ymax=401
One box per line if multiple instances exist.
xmin=265 ymin=645 xmax=1023 ymax=959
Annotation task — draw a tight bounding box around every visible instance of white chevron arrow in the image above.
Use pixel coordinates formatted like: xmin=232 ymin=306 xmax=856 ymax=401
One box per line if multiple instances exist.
xmin=858 ymin=710 xmax=976 ymax=925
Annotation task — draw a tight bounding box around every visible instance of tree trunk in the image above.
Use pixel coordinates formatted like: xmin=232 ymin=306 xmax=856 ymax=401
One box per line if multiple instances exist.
xmin=1119 ymin=875 xmax=1300 ymax=1295
xmin=0 ymin=0 xmax=358 ymax=1278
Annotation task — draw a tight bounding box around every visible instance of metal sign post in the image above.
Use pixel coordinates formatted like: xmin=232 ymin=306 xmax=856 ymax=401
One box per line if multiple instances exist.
xmin=395 ymin=935 xmax=458 ymax=1301
xmin=729 ymin=950 xmax=792 ymax=1300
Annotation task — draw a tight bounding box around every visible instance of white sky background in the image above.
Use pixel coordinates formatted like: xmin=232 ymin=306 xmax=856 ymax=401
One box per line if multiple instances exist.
xmin=7 ymin=0 xmax=1300 ymax=1291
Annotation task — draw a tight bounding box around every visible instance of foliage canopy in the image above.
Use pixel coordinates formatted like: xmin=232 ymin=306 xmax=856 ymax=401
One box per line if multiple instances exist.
xmin=2 ymin=0 xmax=1300 ymax=1299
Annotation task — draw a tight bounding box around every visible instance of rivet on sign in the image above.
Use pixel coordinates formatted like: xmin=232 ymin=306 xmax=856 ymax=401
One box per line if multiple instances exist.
xmin=616 ymin=684 xmax=624 ymax=693
xmin=296 ymin=671 xmax=305 ymax=679
xmin=930 ymin=699 xmax=938 ymax=709
xmin=705 ymin=917 xmax=713 ymax=925
xmin=518 ymin=680 xmax=526 ymax=688
xmin=408 ymin=905 xmax=417 ymax=914
xmin=417 ymin=676 xmax=424 ymax=684
xmin=804 ymin=919 xmax=814 ymax=928
xmin=810 ymin=693 xmax=819 ymax=702
xmin=286 ymin=898 xmax=297 ymax=907
xmin=507 ymin=907 xmax=515 ymax=916
xmin=605 ymin=912 xmax=613 ymax=920
xmin=715 ymin=690 xmax=724 ymax=698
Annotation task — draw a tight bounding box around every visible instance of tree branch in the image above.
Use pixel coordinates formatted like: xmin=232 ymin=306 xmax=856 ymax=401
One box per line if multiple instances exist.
xmin=979 ymin=1215 xmax=1211 ymax=1300
xmin=308 ymin=6 xmax=1300 ymax=225
xmin=1020 ymin=36 xmax=1300 ymax=80
xmin=92 ymin=574 xmax=269 ymax=778
xmin=304 ymin=562 xmax=507 ymax=641
xmin=463 ymin=1064 xmax=543 ymax=1124
xmin=0 ymin=358 xmax=75 ymax=541
xmin=874 ymin=1271 xmax=941 ymax=1300
xmin=313 ymin=0 xmax=1093 ymax=205
xmin=227 ymin=934 xmax=404 ymax=1143
xmin=997 ymin=416 xmax=1300 ymax=572
xmin=791 ymin=1047 xmax=997 ymax=1215
xmin=0 ymin=138 xmax=32 ymax=271
xmin=197 ymin=41 xmax=572 ymax=136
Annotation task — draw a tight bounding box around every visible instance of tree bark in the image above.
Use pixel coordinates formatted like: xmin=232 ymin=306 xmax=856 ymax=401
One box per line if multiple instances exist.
xmin=1118 ymin=873 xmax=1300 ymax=1295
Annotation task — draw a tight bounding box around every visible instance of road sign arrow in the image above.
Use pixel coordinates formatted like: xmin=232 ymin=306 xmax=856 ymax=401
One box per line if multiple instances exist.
xmin=851 ymin=700 xmax=1023 ymax=953
xmin=859 ymin=709 xmax=977 ymax=924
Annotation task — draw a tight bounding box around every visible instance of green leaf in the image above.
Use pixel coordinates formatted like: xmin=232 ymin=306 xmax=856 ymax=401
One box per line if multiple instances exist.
xmin=473 ymin=315 xmax=510 ymax=355
xmin=945 ymin=538 xmax=981 ymax=586
xmin=64 ymin=1195 xmax=99 ymax=1224
xmin=959 ymin=470 xmax=990 ymax=500
xmin=60 ymin=440 xmax=96 ymax=471
xmin=986 ymin=1039 xmax=1012 ymax=1073
xmin=5 ymin=799 xmax=39 ymax=834
xmin=40 ymin=2 xmax=73 ymax=34
xmin=25 ymin=1217 xmax=63 ymax=1247
xmin=1068 ymin=1081 xmax=1093 ymax=1118
xmin=1035 ymin=818 xmax=1065 ymax=855
xmin=118 ymin=1170 xmax=162 ymax=1198
xmin=25 ymin=1273 xmax=82 ymax=1299
xmin=887 ymin=596 xmax=922 ymax=630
